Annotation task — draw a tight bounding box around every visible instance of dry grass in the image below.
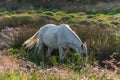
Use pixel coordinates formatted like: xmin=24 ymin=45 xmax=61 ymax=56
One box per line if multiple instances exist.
xmin=0 ymin=27 xmax=38 ymax=49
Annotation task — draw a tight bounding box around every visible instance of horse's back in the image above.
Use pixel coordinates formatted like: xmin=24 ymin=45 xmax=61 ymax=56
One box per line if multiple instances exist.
xmin=39 ymin=24 xmax=57 ymax=32
xmin=38 ymin=24 xmax=79 ymax=49
xmin=39 ymin=24 xmax=59 ymax=48
xmin=38 ymin=24 xmax=57 ymax=37
xmin=57 ymin=24 xmax=74 ymax=40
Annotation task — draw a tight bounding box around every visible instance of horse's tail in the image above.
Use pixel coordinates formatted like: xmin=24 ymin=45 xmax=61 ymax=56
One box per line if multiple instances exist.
xmin=22 ymin=31 xmax=39 ymax=50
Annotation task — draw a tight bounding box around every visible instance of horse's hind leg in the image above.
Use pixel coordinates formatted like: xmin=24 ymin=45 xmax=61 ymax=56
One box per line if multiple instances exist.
xmin=34 ymin=40 xmax=43 ymax=53
xmin=46 ymin=48 xmax=53 ymax=57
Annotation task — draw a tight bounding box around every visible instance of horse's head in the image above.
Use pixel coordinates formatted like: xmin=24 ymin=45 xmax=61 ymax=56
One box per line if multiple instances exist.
xmin=80 ymin=42 xmax=88 ymax=57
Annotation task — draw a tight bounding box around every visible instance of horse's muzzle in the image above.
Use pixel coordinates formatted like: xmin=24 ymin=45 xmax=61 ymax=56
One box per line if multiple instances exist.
xmin=82 ymin=53 xmax=87 ymax=57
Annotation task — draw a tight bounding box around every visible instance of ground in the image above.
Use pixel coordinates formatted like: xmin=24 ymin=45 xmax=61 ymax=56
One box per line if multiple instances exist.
xmin=0 ymin=51 xmax=119 ymax=80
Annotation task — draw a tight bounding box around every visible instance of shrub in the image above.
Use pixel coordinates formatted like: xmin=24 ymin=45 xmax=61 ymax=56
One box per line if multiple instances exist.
xmin=98 ymin=22 xmax=116 ymax=28
xmin=1 ymin=27 xmax=38 ymax=48
xmin=72 ymin=25 xmax=120 ymax=59
xmin=80 ymin=20 xmax=91 ymax=25
xmin=0 ymin=14 xmax=33 ymax=29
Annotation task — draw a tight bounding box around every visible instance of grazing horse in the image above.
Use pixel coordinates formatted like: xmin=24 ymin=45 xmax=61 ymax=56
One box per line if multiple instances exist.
xmin=23 ymin=24 xmax=88 ymax=61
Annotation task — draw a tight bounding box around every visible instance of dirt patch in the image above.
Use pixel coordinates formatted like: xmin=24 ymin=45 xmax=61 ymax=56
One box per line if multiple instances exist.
xmin=0 ymin=51 xmax=37 ymax=73
xmin=0 ymin=54 xmax=18 ymax=72
xmin=40 ymin=66 xmax=70 ymax=79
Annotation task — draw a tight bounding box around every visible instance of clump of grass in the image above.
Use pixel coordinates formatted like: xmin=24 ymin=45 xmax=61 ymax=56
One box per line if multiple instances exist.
xmin=1 ymin=27 xmax=38 ymax=48
xmin=80 ymin=20 xmax=91 ymax=25
xmin=98 ymin=22 xmax=116 ymax=28
xmin=48 ymin=56 xmax=59 ymax=66
xmin=111 ymin=21 xmax=119 ymax=25
xmin=0 ymin=14 xmax=33 ymax=29
xmin=72 ymin=25 xmax=120 ymax=61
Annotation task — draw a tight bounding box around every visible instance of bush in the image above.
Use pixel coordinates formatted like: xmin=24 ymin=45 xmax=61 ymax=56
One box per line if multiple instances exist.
xmin=1 ymin=27 xmax=38 ymax=48
xmin=73 ymin=26 xmax=120 ymax=60
xmin=0 ymin=10 xmax=120 ymax=69
xmin=0 ymin=14 xmax=35 ymax=29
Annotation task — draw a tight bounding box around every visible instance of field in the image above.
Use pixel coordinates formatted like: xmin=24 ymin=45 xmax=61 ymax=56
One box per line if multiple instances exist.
xmin=0 ymin=1 xmax=120 ymax=80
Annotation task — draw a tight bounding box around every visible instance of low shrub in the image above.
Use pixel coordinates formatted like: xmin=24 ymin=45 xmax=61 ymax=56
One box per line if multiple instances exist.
xmin=72 ymin=26 xmax=120 ymax=60
xmin=1 ymin=27 xmax=38 ymax=48
xmin=0 ymin=10 xmax=120 ymax=69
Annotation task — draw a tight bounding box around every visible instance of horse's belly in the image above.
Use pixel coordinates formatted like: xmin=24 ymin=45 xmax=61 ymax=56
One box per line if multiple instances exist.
xmin=43 ymin=29 xmax=58 ymax=49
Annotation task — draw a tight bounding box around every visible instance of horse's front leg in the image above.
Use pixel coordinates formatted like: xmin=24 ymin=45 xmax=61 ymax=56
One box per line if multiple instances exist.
xmin=62 ymin=47 xmax=69 ymax=60
xmin=58 ymin=47 xmax=64 ymax=61
xmin=46 ymin=48 xmax=53 ymax=57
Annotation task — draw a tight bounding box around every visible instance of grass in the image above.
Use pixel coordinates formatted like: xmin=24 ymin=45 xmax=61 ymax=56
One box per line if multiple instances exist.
xmin=1 ymin=9 xmax=120 ymax=66
xmin=0 ymin=69 xmax=115 ymax=80
xmin=1 ymin=27 xmax=38 ymax=48
xmin=0 ymin=7 xmax=120 ymax=80
xmin=0 ymin=47 xmax=118 ymax=80
xmin=0 ymin=71 xmax=57 ymax=80
xmin=1 ymin=48 xmax=117 ymax=80
xmin=1 ymin=8 xmax=120 ymax=30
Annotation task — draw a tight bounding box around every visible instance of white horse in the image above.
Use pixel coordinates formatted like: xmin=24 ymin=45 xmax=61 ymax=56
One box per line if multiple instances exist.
xmin=23 ymin=24 xmax=88 ymax=61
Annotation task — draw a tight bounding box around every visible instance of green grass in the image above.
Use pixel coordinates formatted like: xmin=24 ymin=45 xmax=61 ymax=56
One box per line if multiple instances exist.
xmin=0 ymin=70 xmax=114 ymax=80
xmin=9 ymin=48 xmax=97 ymax=67
xmin=1 ymin=8 xmax=120 ymax=63
xmin=1 ymin=9 xmax=120 ymax=63
xmin=0 ymin=71 xmax=113 ymax=80
xmin=0 ymin=8 xmax=120 ymax=80
xmin=0 ymin=71 xmax=57 ymax=80
xmin=0 ymin=48 xmax=116 ymax=80
xmin=0 ymin=9 xmax=120 ymax=30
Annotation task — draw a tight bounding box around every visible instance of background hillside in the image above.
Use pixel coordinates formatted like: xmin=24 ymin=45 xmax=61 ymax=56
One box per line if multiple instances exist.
xmin=0 ymin=0 xmax=120 ymax=80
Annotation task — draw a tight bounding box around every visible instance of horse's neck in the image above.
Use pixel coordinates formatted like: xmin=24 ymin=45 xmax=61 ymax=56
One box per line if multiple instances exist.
xmin=59 ymin=24 xmax=83 ymax=52
xmin=64 ymin=28 xmax=82 ymax=52
xmin=68 ymin=36 xmax=82 ymax=54
xmin=70 ymin=31 xmax=82 ymax=47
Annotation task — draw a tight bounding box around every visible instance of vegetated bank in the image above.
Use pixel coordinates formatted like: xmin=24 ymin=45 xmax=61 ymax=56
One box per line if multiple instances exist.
xmin=0 ymin=1 xmax=120 ymax=79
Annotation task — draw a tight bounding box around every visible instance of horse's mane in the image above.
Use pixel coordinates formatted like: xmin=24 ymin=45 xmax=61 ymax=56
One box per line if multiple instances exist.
xmin=59 ymin=24 xmax=82 ymax=42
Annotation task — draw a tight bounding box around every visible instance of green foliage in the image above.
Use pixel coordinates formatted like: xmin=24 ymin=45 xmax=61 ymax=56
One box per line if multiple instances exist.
xmin=48 ymin=56 xmax=59 ymax=66
xmin=0 ymin=1 xmax=120 ymax=80
xmin=0 ymin=14 xmax=35 ymax=29
xmin=5 ymin=47 xmax=117 ymax=80
xmin=0 ymin=71 xmax=57 ymax=80
xmin=1 ymin=10 xmax=119 ymax=30
xmin=9 ymin=48 xmax=97 ymax=72
xmin=0 ymin=0 xmax=120 ymax=15
xmin=76 ymin=26 xmax=120 ymax=58
xmin=2 ymin=10 xmax=120 ymax=66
